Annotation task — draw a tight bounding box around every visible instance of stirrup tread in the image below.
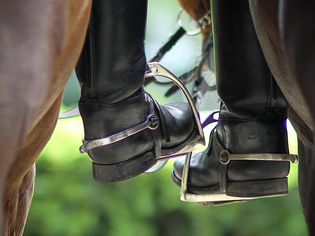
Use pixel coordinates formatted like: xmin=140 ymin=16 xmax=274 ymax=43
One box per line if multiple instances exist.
xmin=179 ymin=177 xmax=288 ymax=204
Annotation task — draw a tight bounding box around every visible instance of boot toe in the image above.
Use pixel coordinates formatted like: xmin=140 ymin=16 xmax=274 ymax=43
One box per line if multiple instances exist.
xmin=173 ymin=156 xmax=185 ymax=181
xmin=173 ymin=151 xmax=220 ymax=188
xmin=161 ymin=102 xmax=195 ymax=147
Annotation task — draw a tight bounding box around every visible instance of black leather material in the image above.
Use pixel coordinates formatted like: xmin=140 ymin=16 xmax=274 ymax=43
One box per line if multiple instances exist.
xmin=76 ymin=0 xmax=148 ymax=104
xmin=79 ymin=92 xmax=194 ymax=165
xmin=173 ymin=0 xmax=290 ymax=188
xmin=213 ymin=0 xmax=286 ymax=119
xmin=76 ymin=0 xmax=195 ymax=175
xmin=174 ymin=114 xmax=290 ymax=187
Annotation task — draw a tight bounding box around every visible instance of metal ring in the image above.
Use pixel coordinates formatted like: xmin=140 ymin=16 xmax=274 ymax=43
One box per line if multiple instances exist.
xmin=219 ymin=150 xmax=230 ymax=165
xmin=147 ymin=114 xmax=159 ymax=130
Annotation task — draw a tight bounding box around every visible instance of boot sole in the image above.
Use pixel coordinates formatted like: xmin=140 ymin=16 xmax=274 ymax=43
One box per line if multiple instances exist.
xmin=93 ymin=152 xmax=157 ymax=183
xmin=93 ymin=127 xmax=200 ymax=182
xmin=171 ymin=171 xmax=288 ymax=204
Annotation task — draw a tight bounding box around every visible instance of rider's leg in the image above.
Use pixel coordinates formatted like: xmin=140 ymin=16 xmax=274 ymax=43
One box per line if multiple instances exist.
xmin=76 ymin=0 xmax=198 ymax=182
xmin=173 ymin=0 xmax=290 ymax=198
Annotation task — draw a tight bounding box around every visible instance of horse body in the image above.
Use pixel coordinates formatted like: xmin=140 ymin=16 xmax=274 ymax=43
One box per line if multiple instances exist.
xmin=250 ymin=0 xmax=315 ymax=231
xmin=1 ymin=0 xmax=315 ymax=235
xmin=1 ymin=1 xmax=91 ymax=235
xmin=250 ymin=1 xmax=313 ymax=143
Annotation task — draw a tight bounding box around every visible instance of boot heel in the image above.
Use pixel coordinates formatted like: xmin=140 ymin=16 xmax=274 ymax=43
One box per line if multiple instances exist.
xmin=226 ymin=178 xmax=288 ymax=198
xmin=92 ymin=152 xmax=156 ymax=182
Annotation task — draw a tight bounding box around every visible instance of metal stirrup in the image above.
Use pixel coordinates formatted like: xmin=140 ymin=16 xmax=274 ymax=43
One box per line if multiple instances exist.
xmin=144 ymin=62 xmax=206 ymax=174
xmin=180 ymin=150 xmax=298 ymax=203
xmin=145 ymin=62 xmax=205 ymax=150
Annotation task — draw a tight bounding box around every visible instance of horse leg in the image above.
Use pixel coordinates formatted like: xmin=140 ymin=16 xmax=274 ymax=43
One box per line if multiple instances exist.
xmin=3 ymin=95 xmax=63 ymax=236
xmin=279 ymin=1 xmax=315 ymax=122
xmin=278 ymin=1 xmax=315 ymax=233
xmin=0 ymin=0 xmax=92 ymax=234
xmin=4 ymin=166 xmax=35 ymax=236
xmin=249 ymin=0 xmax=313 ymax=137
xmin=250 ymin=1 xmax=315 ymax=233
xmin=297 ymin=140 xmax=312 ymax=219
xmin=0 ymin=1 xmax=68 ymax=233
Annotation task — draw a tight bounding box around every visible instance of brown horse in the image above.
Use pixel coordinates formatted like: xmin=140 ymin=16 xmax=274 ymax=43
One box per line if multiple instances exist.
xmin=0 ymin=1 xmax=91 ymax=235
xmin=1 ymin=0 xmax=314 ymax=235
xmin=249 ymin=1 xmax=315 ymax=232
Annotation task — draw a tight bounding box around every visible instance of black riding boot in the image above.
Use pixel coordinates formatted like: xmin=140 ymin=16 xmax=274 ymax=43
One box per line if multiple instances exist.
xmin=76 ymin=0 xmax=201 ymax=182
xmin=173 ymin=0 xmax=295 ymax=202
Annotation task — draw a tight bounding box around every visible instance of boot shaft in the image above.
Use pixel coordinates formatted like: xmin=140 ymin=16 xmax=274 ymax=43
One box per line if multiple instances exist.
xmin=211 ymin=0 xmax=287 ymax=119
xmin=76 ymin=0 xmax=148 ymax=104
xmin=211 ymin=0 xmax=289 ymax=156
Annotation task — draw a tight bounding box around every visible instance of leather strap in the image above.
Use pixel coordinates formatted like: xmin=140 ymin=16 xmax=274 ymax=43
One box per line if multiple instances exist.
xmin=80 ymin=114 xmax=159 ymax=153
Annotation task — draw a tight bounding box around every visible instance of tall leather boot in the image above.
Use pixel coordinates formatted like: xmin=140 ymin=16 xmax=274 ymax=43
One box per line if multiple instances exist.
xmin=173 ymin=0 xmax=296 ymax=203
xmin=76 ymin=0 xmax=201 ymax=182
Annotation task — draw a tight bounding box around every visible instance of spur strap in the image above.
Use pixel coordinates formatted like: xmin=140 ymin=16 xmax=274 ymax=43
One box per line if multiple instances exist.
xmin=219 ymin=150 xmax=298 ymax=165
xmin=80 ymin=114 xmax=159 ymax=153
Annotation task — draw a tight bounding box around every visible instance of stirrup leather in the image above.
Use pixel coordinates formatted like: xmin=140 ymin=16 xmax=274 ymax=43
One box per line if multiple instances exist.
xmin=80 ymin=62 xmax=205 ymax=172
xmin=80 ymin=114 xmax=159 ymax=154
xmin=180 ymin=146 xmax=298 ymax=205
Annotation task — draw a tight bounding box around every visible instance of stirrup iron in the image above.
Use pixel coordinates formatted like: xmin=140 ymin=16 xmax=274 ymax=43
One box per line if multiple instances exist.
xmin=145 ymin=62 xmax=205 ymax=158
xmin=180 ymin=150 xmax=298 ymax=205
xmin=144 ymin=62 xmax=205 ymax=173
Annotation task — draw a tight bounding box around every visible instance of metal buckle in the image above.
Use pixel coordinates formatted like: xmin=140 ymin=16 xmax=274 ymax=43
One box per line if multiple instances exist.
xmin=180 ymin=150 xmax=298 ymax=203
xmin=80 ymin=114 xmax=159 ymax=153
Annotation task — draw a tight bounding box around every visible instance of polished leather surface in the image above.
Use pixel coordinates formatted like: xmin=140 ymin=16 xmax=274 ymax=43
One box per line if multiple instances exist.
xmin=76 ymin=0 xmax=148 ymax=104
xmin=76 ymin=0 xmax=195 ymax=166
xmin=160 ymin=103 xmax=194 ymax=148
xmin=212 ymin=0 xmax=286 ymax=119
xmin=173 ymin=0 xmax=290 ymax=188
xmin=79 ymin=92 xmax=194 ymax=164
xmin=174 ymin=116 xmax=290 ymax=187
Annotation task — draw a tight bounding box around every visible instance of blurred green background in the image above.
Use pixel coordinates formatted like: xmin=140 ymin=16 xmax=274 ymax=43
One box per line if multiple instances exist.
xmin=24 ymin=1 xmax=308 ymax=235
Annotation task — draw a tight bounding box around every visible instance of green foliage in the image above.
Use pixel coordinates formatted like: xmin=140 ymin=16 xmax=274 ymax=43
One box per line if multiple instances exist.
xmin=24 ymin=118 xmax=307 ymax=236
